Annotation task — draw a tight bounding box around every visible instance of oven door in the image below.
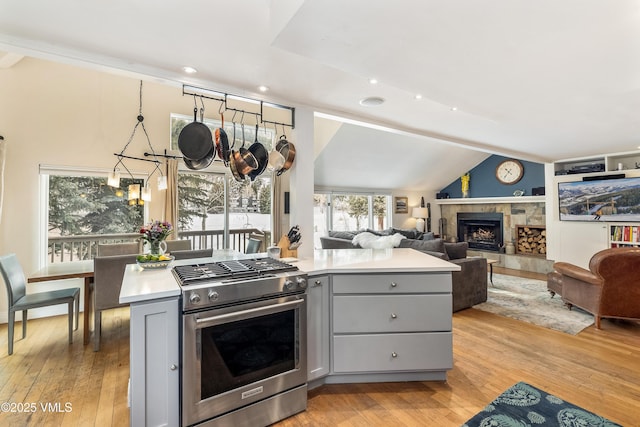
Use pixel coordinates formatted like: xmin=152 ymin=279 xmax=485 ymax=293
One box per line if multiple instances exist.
xmin=182 ymin=294 xmax=307 ymax=427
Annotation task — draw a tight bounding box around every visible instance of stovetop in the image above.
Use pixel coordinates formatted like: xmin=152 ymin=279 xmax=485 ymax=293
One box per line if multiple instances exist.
xmin=175 ymin=257 xmax=307 ymax=312
xmin=173 ymin=257 xmax=299 ymax=287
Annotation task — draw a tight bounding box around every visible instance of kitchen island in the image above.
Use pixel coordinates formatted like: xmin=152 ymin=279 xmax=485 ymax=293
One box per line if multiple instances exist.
xmin=120 ymin=248 xmax=459 ymax=427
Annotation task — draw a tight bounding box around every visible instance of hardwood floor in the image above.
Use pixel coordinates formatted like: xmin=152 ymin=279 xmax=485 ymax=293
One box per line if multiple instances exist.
xmin=1 ymin=274 xmax=639 ymax=426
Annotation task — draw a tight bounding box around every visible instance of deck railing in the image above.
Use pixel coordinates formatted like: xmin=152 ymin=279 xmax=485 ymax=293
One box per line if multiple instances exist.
xmin=47 ymin=229 xmax=271 ymax=263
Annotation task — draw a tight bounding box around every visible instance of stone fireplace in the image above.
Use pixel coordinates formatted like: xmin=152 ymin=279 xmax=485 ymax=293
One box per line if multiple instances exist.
xmin=437 ymin=199 xmax=553 ymax=274
xmin=457 ymin=212 xmax=503 ymax=252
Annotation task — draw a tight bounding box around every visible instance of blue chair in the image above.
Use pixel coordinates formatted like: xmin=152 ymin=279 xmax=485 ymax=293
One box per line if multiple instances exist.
xmin=245 ymin=238 xmax=262 ymax=254
xmin=0 ymin=254 xmax=80 ymax=355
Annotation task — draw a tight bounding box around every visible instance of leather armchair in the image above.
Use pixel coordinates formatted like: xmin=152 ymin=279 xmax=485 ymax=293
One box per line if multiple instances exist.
xmin=552 ymin=247 xmax=640 ymax=329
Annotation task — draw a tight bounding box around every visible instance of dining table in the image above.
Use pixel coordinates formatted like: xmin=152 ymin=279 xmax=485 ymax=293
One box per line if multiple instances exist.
xmin=28 ymin=259 xmax=94 ymax=345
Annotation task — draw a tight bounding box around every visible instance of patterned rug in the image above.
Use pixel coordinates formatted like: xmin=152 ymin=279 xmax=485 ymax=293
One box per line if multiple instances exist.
xmin=462 ymin=381 xmax=621 ymax=426
xmin=473 ymin=274 xmax=594 ymax=335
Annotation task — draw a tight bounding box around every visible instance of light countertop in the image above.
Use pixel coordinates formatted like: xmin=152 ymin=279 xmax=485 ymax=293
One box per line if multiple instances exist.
xmin=120 ymin=248 xmax=460 ymax=304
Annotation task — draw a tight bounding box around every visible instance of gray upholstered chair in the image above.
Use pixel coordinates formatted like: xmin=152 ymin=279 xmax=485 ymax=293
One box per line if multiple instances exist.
xmin=97 ymin=242 xmax=141 ymax=256
xmin=245 ymin=238 xmax=262 ymax=254
xmin=171 ymin=248 xmax=214 ymax=260
xmin=0 ymin=254 xmax=80 ymax=355
xmin=165 ymin=239 xmax=191 ymax=252
xmin=93 ymin=254 xmax=137 ymax=351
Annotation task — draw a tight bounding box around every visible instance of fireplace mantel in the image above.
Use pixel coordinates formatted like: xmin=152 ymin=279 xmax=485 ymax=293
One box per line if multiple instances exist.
xmin=435 ymin=196 xmax=546 ymax=205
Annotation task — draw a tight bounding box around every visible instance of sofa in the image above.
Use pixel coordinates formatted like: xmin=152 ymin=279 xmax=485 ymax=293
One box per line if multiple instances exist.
xmin=320 ymin=229 xmax=488 ymax=312
xmin=551 ymin=247 xmax=640 ymax=329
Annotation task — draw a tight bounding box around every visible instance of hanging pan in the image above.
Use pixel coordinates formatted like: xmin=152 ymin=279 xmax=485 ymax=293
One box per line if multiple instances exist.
xmin=214 ymin=104 xmax=230 ymax=166
xmin=178 ymin=98 xmax=214 ymax=161
xmin=229 ymin=123 xmax=258 ymax=182
xmin=276 ymin=131 xmax=296 ymax=176
xmin=248 ymin=123 xmax=268 ymax=181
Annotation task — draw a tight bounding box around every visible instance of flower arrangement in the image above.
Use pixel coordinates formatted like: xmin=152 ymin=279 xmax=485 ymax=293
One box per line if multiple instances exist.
xmin=139 ymin=220 xmax=173 ymax=254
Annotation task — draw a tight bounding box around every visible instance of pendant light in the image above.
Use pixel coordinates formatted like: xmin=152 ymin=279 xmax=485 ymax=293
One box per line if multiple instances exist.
xmin=110 ymin=80 xmax=165 ymax=201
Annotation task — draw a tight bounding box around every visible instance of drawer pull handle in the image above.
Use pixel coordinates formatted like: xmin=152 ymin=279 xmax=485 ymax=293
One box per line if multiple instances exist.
xmin=391 ymin=313 xmax=397 ymax=319
xmin=391 ymin=352 xmax=398 ymax=358
xmin=390 ymin=282 xmax=398 ymax=288
xmin=170 ymin=364 xmax=177 ymax=371
xmin=314 ymin=280 xmax=322 ymax=286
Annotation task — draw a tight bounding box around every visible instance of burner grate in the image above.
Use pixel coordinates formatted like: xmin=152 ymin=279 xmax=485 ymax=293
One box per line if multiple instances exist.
xmin=173 ymin=258 xmax=299 ymax=286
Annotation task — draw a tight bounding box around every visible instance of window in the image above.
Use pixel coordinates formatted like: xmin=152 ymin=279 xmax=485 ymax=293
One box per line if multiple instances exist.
xmin=313 ymin=193 xmax=391 ymax=248
xmin=42 ymin=167 xmax=145 ymax=263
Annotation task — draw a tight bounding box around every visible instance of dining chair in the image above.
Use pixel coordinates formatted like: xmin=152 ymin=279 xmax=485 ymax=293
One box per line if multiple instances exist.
xmin=93 ymin=254 xmax=137 ymax=351
xmin=97 ymin=242 xmax=141 ymax=256
xmin=245 ymin=238 xmax=262 ymax=254
xmin=0 ymin=254 xmax=80 ymax=355
xmin=165 ymin=239 xmax=191 ymax=252
xmin=171 ymin=248 xmax=213 ymax=260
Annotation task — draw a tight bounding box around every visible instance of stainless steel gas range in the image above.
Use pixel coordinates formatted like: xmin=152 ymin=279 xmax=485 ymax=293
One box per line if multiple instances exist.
xmin=174 ymin=257 xmax=309 ymax=427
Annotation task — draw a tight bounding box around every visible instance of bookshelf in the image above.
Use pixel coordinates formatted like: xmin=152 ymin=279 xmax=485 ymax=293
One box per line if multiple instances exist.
xmin=609 ymin=224 xmax=640 ymax=248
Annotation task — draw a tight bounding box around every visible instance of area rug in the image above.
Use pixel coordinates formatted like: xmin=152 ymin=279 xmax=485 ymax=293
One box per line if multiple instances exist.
xmin=473 ymin=274 xmax=594 ymax=335
xmin=462 ymin=381 xmax=621 ymax=426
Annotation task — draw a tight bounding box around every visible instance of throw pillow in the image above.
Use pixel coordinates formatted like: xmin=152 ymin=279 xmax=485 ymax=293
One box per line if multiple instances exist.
xmin=421 ymin=232 xmax=435 ymax=241
xmin=366 ymin=228 xmax=392 ymax=236
xmin=398 ymin=238 xmax=447 ymax=258
xmin=352 ymin=232 xmax=406 ymax=249
xmin=444 ymin=242 xmax=468 ymax=260
xmin=392 ymin=227 xmax=423 ymax=240
xmin=328 ymin=230 xmax=357 ymax=240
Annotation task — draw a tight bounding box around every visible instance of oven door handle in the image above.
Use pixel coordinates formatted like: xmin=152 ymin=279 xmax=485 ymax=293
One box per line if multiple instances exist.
xmin=195 ymin=298 xmax=304 ymax=328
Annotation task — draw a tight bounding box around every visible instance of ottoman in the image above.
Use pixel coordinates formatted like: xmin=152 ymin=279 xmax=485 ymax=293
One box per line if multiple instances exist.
xmin=546 ymin=271 xmax=563 ymax=298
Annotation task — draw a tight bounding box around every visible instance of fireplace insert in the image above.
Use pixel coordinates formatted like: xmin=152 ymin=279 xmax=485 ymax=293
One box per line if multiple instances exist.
xmin=457 ymin=212 xmax=504 ymax=252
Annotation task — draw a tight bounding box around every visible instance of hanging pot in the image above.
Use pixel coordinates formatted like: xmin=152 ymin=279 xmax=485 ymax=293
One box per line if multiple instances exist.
xmin=229 ymin=124 xmax=258 ymax=182
xmin=183 ymin=142 xmax=215 ymax=170
xmin=215 ymin=112 xmax=230 ymax=166
xmin=178 ymin=107 xmax=214 ymax=160
xmin=276 ymin=134 xmax=296 ymax=176
xmin=248 ymin=124 xmax=268 ymax=181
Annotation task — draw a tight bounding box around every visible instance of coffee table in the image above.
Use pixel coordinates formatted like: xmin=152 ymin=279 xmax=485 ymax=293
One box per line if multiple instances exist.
xmin=486 ymin=258 xmax=498 ymax=286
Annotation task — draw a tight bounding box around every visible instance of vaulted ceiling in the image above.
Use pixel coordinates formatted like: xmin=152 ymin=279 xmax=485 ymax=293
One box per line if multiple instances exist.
xmin=2 ymin=0 xmax=639 ymax=190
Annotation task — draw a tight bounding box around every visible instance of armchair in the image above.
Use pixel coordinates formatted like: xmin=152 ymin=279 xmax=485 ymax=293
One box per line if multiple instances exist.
xmin=552 ymin=247 xmax=640 ymax=329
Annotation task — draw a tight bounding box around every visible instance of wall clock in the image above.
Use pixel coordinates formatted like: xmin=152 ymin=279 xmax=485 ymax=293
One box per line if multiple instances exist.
xmin=495 ymin=159 xmax=524 ymax=185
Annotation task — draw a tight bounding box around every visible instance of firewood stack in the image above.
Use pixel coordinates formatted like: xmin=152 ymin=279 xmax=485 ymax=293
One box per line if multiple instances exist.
xmin=516 ymin=226 xmax=546 ymax=256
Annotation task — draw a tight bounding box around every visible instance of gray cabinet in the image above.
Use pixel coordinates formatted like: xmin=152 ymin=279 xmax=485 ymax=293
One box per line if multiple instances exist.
xmin=307 ymin=274 xmax=330 ymax=382
xmin=331 ymin=273 xmax=453 ymax=378
xmin=129 ymin=297 xmax=180 ymax=427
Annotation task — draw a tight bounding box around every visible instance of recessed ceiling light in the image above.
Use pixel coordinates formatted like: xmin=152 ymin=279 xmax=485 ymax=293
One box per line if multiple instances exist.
xmin=450 ymin=106 xmax=458 ymax=111
xmin=182 ymin=66 xmax=197 ymax=74
xmin=415 ymin=94 xmax=423 ymax=100
xmin=359 ymin=97 xmax=385 ymax=107
xmin=369 ymin=78 xmax=378 ymax=85
xmin=258 ymin=85 xmax=269 ymax=92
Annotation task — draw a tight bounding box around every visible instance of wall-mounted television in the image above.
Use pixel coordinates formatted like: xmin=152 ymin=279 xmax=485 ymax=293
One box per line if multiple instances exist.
xmin=558 ymin=176 xmax=640 ymax=222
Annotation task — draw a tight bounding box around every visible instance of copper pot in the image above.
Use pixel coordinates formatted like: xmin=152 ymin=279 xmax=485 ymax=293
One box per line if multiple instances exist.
xmin=214 ymin=112 xmax=230 ymax=166
xmin=276 ymin=134 xmax=296 ymax=176
xmin=229 ymin=124 xmax=257 ymax=182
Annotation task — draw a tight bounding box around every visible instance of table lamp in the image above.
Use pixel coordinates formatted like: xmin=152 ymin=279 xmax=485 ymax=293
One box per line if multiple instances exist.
xmin=412 ymin=207 xmax=429 ymax=232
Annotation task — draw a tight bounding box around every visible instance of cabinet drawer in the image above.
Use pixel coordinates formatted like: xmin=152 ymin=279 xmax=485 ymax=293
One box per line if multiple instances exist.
xmin=332 ymin=273 xmax=451 ymax=294
xmin=333 ymin=295 xmax=452 ymax=333
xmin=333 ymin=332 xmax=453 ymax=373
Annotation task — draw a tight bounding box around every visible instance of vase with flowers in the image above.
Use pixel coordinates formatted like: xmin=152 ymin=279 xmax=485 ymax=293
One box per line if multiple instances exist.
xmin=139 ymin=220 xmax=173 ymax=255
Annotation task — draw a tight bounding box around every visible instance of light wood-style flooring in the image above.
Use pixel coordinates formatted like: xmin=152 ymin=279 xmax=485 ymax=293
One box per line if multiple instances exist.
xmin=1 ymin=268 xmax=639 ymax=426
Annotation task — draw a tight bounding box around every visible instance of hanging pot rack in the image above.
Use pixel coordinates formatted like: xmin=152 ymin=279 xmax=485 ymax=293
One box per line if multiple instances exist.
xmin=182 ymin=84 xmax=295 ymax=129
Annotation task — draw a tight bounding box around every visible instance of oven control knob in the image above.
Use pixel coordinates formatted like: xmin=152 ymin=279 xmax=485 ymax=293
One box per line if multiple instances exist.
xmin=189 ymin=292 xmax=201 ymax=304
xmin=208 ymin=290 xmax=219 ymax=301
xmin=296 ymin=277 xmax=307 ymax=289
xmin=284 ymin=279 xmax=295 ymax=290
